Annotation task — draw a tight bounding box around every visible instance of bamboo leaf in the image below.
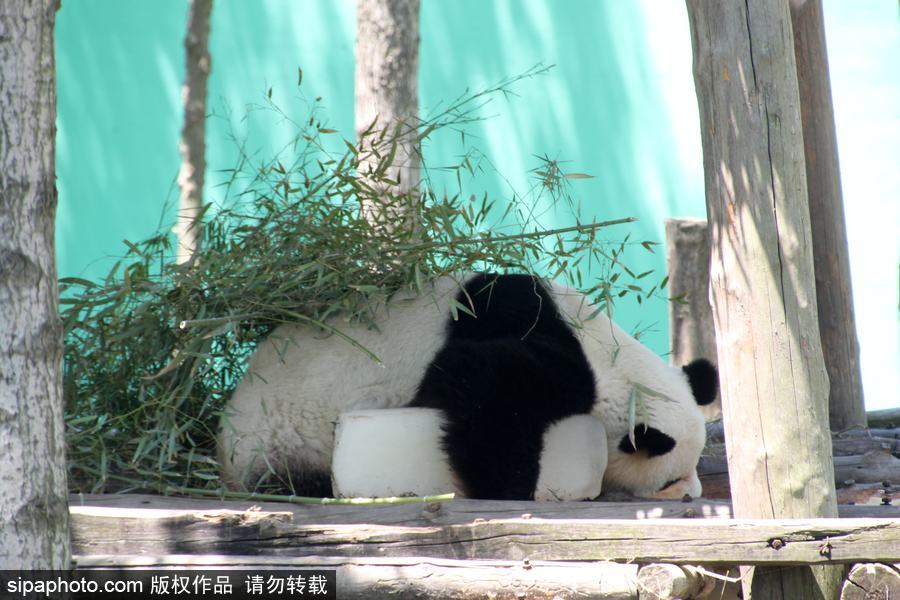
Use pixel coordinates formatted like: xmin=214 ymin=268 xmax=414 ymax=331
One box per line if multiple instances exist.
xmin=60 ymin=66 xmax=644 ymax=497
xmin=59 ymin=277 xmax=97 ymax=288
xmin=626 ymin=387 xmax=638 ymax=451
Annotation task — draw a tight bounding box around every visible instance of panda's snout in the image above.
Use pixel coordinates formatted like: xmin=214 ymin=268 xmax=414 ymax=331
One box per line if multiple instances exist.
xmin=652 ymin=471 xmax=702 ymax=500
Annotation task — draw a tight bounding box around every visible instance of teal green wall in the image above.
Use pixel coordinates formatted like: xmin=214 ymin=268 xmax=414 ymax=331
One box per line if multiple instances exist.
xmin=56 ymin=1 xmax=899 ymax=409
xmin=56 ymin=0 xmax=356 ymax=280
xmin=56 ymin=1 xmax=183 ymax=275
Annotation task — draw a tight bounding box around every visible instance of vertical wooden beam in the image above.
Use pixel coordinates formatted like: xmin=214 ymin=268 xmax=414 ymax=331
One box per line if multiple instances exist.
xmin=685 ymin=0 xmax=841 ymax=597
xmin=789 ymin=0 xmax=865 ymax=431
xmin=665 ymin=218 xmax=720 ymax=420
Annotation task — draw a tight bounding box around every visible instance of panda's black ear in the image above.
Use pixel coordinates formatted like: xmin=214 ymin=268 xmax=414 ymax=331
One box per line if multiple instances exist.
xmin=682 ymin=358 xmax=719 ymax=406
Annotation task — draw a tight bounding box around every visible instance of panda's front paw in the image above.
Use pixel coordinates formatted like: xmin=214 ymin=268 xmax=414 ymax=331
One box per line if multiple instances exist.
xmin=534 ymin=415 xmax=608 ymax=502
xmin=331 ymin=408 xmax=457 ymax=498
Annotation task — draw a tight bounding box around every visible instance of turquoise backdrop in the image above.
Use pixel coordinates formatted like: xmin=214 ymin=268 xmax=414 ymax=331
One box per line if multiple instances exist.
xmin=55 ymin=1 xmax=899 ymax=409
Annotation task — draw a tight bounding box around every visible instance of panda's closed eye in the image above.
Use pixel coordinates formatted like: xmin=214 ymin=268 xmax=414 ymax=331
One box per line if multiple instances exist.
xmin=658 ymin=478 xmax=682 ymax=492
xmin=617 ymin=425 xmax=677 ymax=457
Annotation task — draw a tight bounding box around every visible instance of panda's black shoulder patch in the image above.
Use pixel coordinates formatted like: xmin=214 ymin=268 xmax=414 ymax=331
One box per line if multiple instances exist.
xmin=410 ymin=273 xmax=597 ymax=500
xmin=617 ymin=425 xmax=677 ymax=457
xmin=447 ymin=273 xmax=570 ymax=342
xmin=681 ymin=358 xmax=719 ymax=406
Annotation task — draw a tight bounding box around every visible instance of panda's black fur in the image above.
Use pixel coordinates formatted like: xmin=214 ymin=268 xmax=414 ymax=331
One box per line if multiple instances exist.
xmin=409 ymin=273 xmax=717 ymax=499
xmin=219 ymin=272 xmax=719 ymax=500
xmin=409 ymin=274 xmax=598 ymax=498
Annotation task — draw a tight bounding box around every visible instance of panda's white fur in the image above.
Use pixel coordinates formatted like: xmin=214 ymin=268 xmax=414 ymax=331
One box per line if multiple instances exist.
xmin=218 ymin=276 xmax=461 ymax=491
xmin=330 ymin=408 xmax=458 ymax=498
xmin=533 ymin=414 xmax=608 ymax=501
xmin=550 ymin=284 xmax=707 ymax=498
xmin=218 ymin=273 xmax=711 ymax=499
xmin=329 ymin=408 xmax=610 ymax=501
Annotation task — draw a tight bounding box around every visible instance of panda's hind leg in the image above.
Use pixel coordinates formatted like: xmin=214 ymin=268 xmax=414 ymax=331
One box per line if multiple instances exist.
xmin=410 ymin=339 xmax=541 ymax=499
xmin=411 ymin=336 xmax=594 ymax=500
xmin=224 ymin=451 xmax=333 ymax=497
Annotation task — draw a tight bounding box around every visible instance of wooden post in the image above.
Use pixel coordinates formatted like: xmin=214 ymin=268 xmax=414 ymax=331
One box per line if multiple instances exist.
xmin=839 ymin=563 xmax=900 ymax=599
xmin=665 ymin=218 xmax=720 ymax=419
xmin=789 ymin=0 xmax=865 ymax=431
xmin=685 ymin=1 xmax=841 ymax=598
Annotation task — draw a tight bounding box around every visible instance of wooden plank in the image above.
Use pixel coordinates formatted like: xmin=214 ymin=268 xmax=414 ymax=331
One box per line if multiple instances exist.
xmin=256 ymin=518 xmax=900 ymax=565
xmin=71 ymin=502 xmax=900 ymax=566
xmin=69 ymin=494 xmax=735 ymax=562
xmin=69 ymin=493 xmax=736 ymax=524
xmin=699 ymin=448 xmax=900 ymax=491
xmin=700 ymin=471 xmax=897 ymax=508
xmin=76 ymin=556 xmax=641 ymax=600
xmin=868 ymin=409 xmax=900 ymax=429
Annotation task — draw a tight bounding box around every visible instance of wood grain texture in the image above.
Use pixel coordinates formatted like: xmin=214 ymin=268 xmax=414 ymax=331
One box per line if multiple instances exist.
xmin=69 ymin=493 xmax=736 ymax=523
xmin=76 ymin=556 xmax=641 ymax=600
xmin=686 ymin=0 xmax=837 ymax=521
xmin=665 ymin=218 xmax=720 ymax=421
xmin=685 ymin=0 xmax=843 ymax=595
xmin=840 ymin=563 xmax=900 ymax=599
xmin=789 ymin=0 xmax=865 ymax=432
xmin=70 ymin=499 xmax=900 ymax=566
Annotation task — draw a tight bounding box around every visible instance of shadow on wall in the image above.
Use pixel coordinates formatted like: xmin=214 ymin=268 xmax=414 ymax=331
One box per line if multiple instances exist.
xmin=421 ymin=0 xmax=696 ymax=353
xmin=56 ymin=0 xmax=355 ymax=283
xmin=56 ymin=0 xmax=696 ymax=356
xmin=56 ymin=1 xmax=184 ymax=280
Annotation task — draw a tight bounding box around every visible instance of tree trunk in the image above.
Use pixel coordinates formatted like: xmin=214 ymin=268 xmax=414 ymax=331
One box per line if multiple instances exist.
xmin=174 ymin=0 xmax=212 ymax=264
xmin=789 ymin=0 xmax=865 ymax=431
xmin=0 ymin=0 xmax=70 ymax=569
xmin=355 ymin=0 xmax=420 ymax=231
xmin=685 ymin=0 xmax=841 ymax=598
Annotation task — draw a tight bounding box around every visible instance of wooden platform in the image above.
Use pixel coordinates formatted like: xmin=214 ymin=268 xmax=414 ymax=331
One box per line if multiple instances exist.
xmin=71 ymin=494 xmax=900 ymax=599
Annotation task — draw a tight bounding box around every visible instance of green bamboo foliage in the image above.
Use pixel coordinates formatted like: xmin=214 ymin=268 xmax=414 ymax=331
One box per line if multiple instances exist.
xmin=61 ymin=68 xmax=664 ymax=496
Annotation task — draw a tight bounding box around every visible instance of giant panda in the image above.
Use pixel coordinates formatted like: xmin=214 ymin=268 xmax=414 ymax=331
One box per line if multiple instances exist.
xmin=217 ymin=272 xmax=719 ymax=500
